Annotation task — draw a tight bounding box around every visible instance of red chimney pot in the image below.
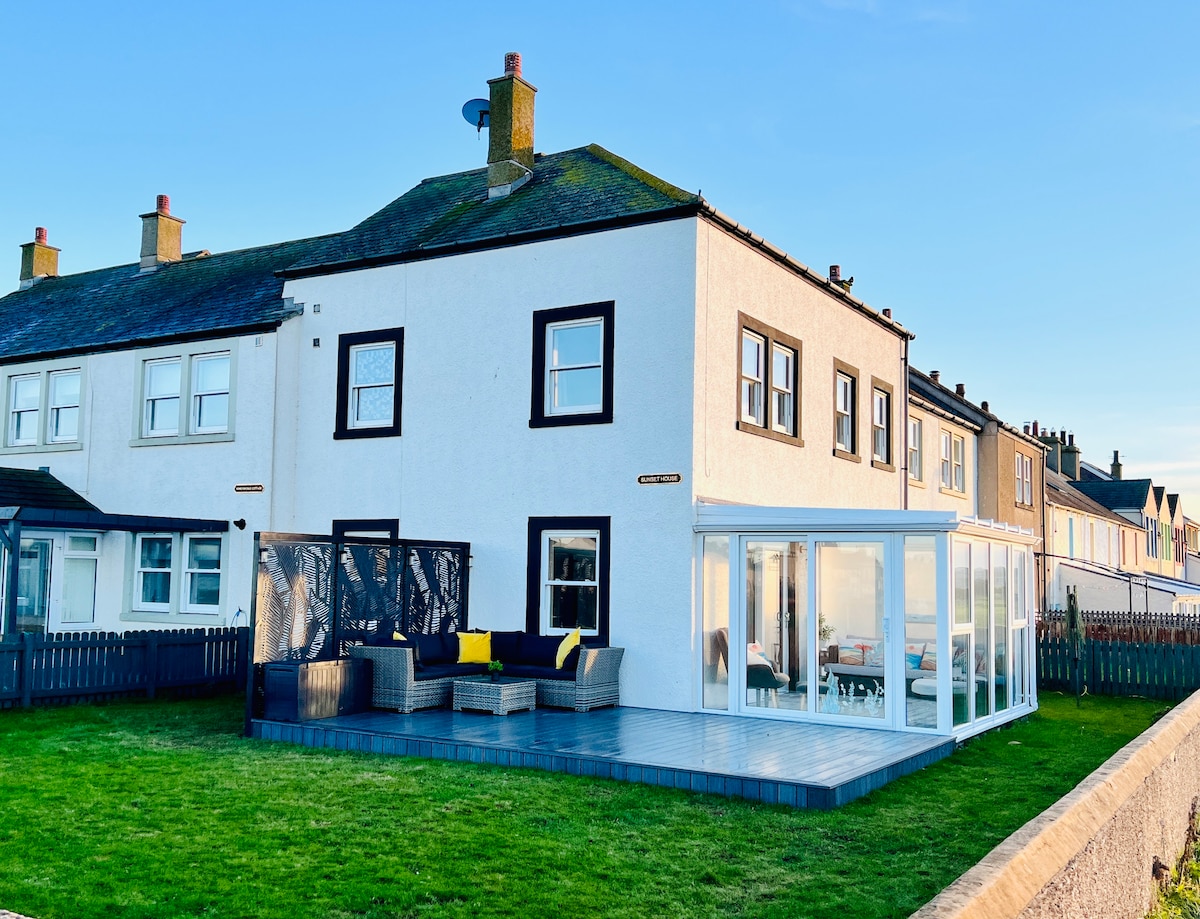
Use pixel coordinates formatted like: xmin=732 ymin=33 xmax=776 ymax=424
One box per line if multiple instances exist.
xmin=504 ymin=52 xmax=522 ymax=77
xmin=34 ymin=227 xmax=47 ymax=245
xmin=157 ymin=194 xmax=170 ymax=215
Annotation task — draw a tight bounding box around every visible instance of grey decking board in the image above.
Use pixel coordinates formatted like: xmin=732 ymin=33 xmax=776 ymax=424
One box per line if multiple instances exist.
xmin=250 ymin=707 xmax=953 ymax=808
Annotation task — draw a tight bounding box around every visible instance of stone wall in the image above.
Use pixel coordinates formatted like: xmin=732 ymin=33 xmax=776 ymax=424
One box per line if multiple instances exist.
xmin=912 ymin=690 xmax=1200 ymax=919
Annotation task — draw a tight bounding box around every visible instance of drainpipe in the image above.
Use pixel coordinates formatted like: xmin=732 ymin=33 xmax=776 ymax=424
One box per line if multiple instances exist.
xmin=901 ymin=332 xmax=910 ymax=510
xmin=2 ymin=518 xmax=22 ymax=635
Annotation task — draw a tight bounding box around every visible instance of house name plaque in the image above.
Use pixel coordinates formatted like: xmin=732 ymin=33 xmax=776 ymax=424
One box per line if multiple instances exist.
xmin=637 ymin=473 xmax=682 ymax=486
xmin=234 ymin=483 xmax=265 ymax=493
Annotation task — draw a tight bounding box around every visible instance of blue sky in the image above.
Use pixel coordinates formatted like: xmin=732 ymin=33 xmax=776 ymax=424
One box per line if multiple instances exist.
xmin=3 ymin=1 xmax=1197 ymax=508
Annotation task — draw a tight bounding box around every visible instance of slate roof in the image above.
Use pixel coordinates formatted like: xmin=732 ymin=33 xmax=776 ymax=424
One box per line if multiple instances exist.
xmin=0 ymin=235 xmax=330 ymax=363
xmin=1045 ymin=470 xmax=1133 ymax=526
xmin=907 ymin=367 xmax=1044 ymax=448
xmin=1071 ymin=478 xmax=1154 ymax=512
xmin=282 ymin=144 xmax=700 ymax=276
xmin=0 ymin=467 xmax=99 ymax=512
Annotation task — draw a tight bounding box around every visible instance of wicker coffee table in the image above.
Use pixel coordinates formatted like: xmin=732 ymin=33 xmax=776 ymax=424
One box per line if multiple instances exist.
xmin=452 ymin=678 xmax=537 ymax=715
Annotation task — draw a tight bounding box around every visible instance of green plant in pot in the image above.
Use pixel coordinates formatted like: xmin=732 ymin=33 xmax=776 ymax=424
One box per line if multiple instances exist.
xmin=487 ymin=660 xmax=504 ymax=682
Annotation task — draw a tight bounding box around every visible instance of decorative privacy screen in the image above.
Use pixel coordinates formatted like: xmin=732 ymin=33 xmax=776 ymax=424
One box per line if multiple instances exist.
xmin=253 ymin=535 xmax=469 ymax=663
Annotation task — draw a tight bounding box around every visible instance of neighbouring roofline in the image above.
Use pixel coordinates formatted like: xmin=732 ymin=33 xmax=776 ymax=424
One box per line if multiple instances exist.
xmin=908 ymin=394 xmax=983 ymax=432
xmin=909 ymin=366 xmax=1047 ymax=451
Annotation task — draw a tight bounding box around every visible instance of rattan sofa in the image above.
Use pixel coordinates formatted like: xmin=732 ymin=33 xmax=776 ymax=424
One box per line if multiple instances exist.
xmin=348 ymin=638 xmax=623 ymax=714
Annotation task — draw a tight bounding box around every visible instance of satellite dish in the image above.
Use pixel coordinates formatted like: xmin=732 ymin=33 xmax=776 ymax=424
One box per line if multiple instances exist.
xmin=462 ymin=98 xmax=490 ymax=132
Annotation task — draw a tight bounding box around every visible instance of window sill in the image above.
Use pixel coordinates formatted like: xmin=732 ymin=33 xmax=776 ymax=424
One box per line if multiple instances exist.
xmin=530 ymin=411 xmax=613 ymax=429
xmin=939 ymin=486 xmax=968 ymax=499
xmin=871 ymin=459 xmax=896 ymax=473
xmin=333 ymin=425 xmax=401 ymax=440
xmin=122 ymin=610 xmax=224 ymax=625
xmin=833 ymin=448 xmax=861 ymax=463
xmin=0 ymin=441 xmax=84 ymax=454
xmin=130 ymin=432 xmax=234 ymax=447
xmin=737 ymin=420 xmax=803 ymax=447
xmin=909 ymin=477 xmax=927 ymax=489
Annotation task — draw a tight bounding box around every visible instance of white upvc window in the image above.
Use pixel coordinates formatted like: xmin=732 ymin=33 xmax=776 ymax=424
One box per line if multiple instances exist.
xmin=136 ymin=345 xmax=234 ymax=444
xmin=908 ymin=416 xmax=923 ymax=481
xmin=184 ymin=536 xmax=222 ymax=611
xmin=542 ymin=529 xmax=600 ymax=635
xmin=835 ymin=372 xmax=855 ymax=452
xmin=740 ymin=330 xmax=765 ymax=426
xmin=952 ymin=434 xmax=965 ymax=492
xmin=7 ymin=374 xmax=39 ymax=446
xmin=191 ymin=354 xmax=231 ymax=434
xmin=47 ymin=370 xmax=81 ymax=443
xmin=133 ymin=533 xmax=223 ymax=616
xmin=940 ymin=431 xmax=953 ymax=488
xmin=770 ymin=343 xmax=795 ymax=435
xmin=546 ymin=318 xmax=604 ymax=417
xmin=872 ymin=387 xmax=891 ymax=464
xmin=348 ymin=342 xmax=397 ymax=429
xmin=1015 ymin=453 xmax=1033 ymax=506
xmin=136 ymin=535 xmax=174 ymax=610
xmin=143 ymin=358 xmax=182 ymax=437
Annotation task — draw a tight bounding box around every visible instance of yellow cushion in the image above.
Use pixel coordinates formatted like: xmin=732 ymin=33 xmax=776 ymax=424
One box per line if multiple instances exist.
xmin=555 ymin=628 xmax=581 ymax=669
xmin=458 ymin=631 xmax=491 ymax=664
xmin=392 ymin=631 xmax=406 ymax=642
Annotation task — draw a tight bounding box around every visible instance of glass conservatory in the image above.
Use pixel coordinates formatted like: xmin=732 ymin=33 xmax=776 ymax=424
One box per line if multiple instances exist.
xmin=695 ymin=504 xmax=1038 ymax=738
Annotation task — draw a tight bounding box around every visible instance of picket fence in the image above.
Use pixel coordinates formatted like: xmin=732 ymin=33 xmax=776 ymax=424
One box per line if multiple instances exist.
xmin=0 ymin=627 xmax=249 ymax=708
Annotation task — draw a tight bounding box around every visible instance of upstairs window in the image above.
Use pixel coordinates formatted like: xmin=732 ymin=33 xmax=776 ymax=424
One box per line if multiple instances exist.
xmin=1015 ymin=453 xmax=1033 ymax=506
xmin=4 ymin=364 xmax=83 ymax=450
xmin=530 ymin=302 xmax=614 ymax=428
xmin=941 ymin=430 xmax=966 ymax=493
xmin=8 ymin=374 xmax=39 ymax=446
xmin=871 ymin=380 xmax=894 ymax=470
xmin=908 ymin=416 xmax=923 ymax=481
xmin=335 ymin=328 xmax=404 ymax=439
xmin=737 ymin=315 xmax=802 ymax=444
xmin=833 ymin=360 xmax=859 ymax=459
xmin=136 ymin=345 xmax=234 ymax=444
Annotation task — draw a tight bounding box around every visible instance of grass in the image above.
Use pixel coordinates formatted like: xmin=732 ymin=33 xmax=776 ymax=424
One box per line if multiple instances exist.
xmin=0 ymin=691 xmax=1167 ymax=919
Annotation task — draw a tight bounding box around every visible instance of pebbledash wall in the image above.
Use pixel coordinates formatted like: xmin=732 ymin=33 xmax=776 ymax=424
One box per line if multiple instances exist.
xmin=1 ymin=330 xmax=279 ymax=632
xmin=911 ymin=689 xmax=1200 ymax=919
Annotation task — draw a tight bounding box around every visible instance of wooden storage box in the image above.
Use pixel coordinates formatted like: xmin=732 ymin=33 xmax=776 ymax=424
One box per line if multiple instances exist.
xmin=261 ymin=658 xmax=371 ymax=722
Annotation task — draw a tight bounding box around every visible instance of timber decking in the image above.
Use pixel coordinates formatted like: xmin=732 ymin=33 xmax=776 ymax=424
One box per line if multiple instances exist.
xmin=250 ymin=707 xmax=955 ymax=809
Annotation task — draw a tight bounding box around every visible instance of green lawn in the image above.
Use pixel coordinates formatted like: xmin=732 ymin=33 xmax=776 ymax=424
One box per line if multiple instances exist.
xmin=0 ymin=692 xmax=1166 ymax=919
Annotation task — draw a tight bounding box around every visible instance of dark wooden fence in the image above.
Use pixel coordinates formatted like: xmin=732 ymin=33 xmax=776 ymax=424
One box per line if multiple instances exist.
xmin=0 ymin=627 xmax=249 ymax=708
xmin=1038 ymin=610 xmax=1200 ymax=701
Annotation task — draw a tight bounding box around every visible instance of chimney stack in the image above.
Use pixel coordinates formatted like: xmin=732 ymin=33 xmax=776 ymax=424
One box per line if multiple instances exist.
xmin=1037 ymin=425 xmax=1062 ymax=475
xmin=829 ymin=265 xmax=841 ymax=283
xmin=929 ymin=370 xmax=940 ymax=383
xmin=955 ymin=383 xmax=966 ymax=397
xmin=486 ymin=52 xmax=537 ymax=198
xmin=139 ymin=194 xmax=185 ymax=270
xmin=19 ymin=226 xmax=60 ymax=289
xmin=981 ymin=400 xmax=989 ymax=413
xmin=1111 ymin=450 xmax=1123 ymax=481
xmin=1061 ymin=432 xmax=1081 ymax=480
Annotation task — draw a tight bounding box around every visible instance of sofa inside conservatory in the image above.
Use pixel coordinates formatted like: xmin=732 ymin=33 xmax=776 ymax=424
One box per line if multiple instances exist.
xmin=695 ymin=504 xmax=1038 ymax=739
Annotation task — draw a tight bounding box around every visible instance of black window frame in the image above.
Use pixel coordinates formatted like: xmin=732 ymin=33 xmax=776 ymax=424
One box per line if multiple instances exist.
xmin=334 ymin=327 xmax=404 ymax=440
xmin=530 ymin=302 xmax=615 ymax=428
xmin=526 ymin=515 xmax=611 ymax=646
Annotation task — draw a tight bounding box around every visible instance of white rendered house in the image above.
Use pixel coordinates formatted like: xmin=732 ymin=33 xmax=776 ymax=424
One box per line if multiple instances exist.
xmin=0 ymin=55 xmax=1037 ymax=737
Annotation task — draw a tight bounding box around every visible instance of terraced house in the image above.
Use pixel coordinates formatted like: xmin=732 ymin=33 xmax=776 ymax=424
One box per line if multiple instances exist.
xmin=0 ymin=55 xmax=1039 ymax=739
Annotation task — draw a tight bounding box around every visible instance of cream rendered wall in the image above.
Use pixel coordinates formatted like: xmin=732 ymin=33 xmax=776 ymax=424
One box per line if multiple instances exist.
xmin=279 ymin=220 xmax=701 ymax=712
xmin=0 ymin=331 xmax=281 ymax=632
xmin=691 ymin=221 xmax=907 ymax=510
xmin=903 ymin=403 xmax=978 ymax=515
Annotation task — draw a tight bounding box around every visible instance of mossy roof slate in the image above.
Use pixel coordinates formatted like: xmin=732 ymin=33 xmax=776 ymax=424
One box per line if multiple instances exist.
xmin=0 ymin=235 xmax=330 ymax=363
xmin=283 ymin=144 xmax=700 ymax=275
